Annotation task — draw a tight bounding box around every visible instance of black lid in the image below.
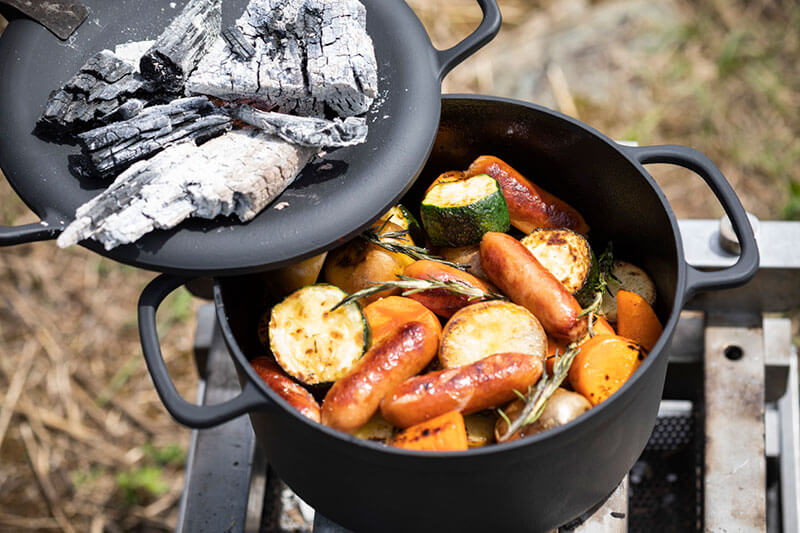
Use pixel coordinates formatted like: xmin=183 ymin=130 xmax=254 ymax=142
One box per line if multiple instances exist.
xmin=0 ymin=0 xmax=500 ymax=275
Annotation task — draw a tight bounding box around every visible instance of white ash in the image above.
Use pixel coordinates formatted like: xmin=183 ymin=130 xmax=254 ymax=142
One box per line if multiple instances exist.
xmin=303 ymin=0 xmax=377 ymax=117
xmin=140 ymin=0 xmax=223 ymax=93
xmin=57 ymin=130 xmax=315 ymax=250
xmin=186 ymin=0 xmax=377 ymax=117
xmin=233 ymin=105 xmax=367 ymax=147
xmin=114 ymin=40 xmax=155 ymax=70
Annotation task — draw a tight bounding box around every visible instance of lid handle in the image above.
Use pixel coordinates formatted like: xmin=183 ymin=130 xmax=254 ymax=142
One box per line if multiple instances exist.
xmin=435 ymin=0 xmax=502 ymax=81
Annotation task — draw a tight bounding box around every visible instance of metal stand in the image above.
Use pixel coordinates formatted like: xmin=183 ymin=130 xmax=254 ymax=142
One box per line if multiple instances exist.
xmin=176 ymin=219 xmax=800 ymax=532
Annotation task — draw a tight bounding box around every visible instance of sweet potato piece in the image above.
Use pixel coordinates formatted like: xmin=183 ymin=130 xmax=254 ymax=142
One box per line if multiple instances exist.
xmin=546 ymin=317 xmax=615 ymax=374
xmin=402 ymin=260 xmax=497 ymax=318
xmin=391 ymin=410 xmax=468 ymax=452
xmin=466 ymin=155 xmax=589 ymax=234
xmin=568 ymin=335 xmax=647 ymax=406
xmin=362 ymin=296 xmax=442 ymax=349
xmin=616 ymin=290 xmax=663 ymax=352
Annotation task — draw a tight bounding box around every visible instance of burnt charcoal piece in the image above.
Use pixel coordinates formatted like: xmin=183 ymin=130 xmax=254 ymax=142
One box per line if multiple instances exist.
xmin=303 ymin=0 xmax=377 ymax=117
xmin=140 ymin=0 xmax=223 ymax=93
xmin=187 ymin=0 xmax=377 ymax=117
xmin=37 ymin=50 xmax=155 ymax=137
xmin=233 ymin=105 xmax=367 ymax=147
xmin=57 ymin=130 xmax=316 ymax=250
xmin=78 ymin=96 xmax=232 ymax=177
xmin=187 ymin=16 xmax=319 ymax=116
xmin=221 ymin=26 xmax=256 ymax=60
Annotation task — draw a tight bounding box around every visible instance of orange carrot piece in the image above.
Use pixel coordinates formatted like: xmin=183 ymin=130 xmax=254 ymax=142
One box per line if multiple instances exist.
xmin=616 ymin=289 xmax=662 ymax=352
xmin=546 ymin=317 xmax=615 ymax=374
xmin=391 ymin=410 xmax=468 ymax=452
xmin=568 ymin=334 xmax=647 ymax=406
xmin=363 ymin=296 xmax=443 ymax=349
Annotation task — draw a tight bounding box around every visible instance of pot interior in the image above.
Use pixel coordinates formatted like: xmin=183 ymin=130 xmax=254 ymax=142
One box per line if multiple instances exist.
xmin=219 ymin=96 xmax=681 ymax=366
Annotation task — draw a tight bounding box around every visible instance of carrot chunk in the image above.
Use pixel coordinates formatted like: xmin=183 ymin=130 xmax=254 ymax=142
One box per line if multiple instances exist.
xmin=616 ymin=289 xmax=663 ymax=352
xmin=363 ymin=296 xmax=442 ymax=349
xmin=391 ymin=410 xmax=468 ymax=452
xmin=546 ymin=316 xmax=615 ymax=374
xmin=568 ymin=334 xmax=646 ymax=406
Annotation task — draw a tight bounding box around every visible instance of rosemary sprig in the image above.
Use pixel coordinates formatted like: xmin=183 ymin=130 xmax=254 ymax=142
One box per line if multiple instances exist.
xmin=360 ymin=229 xmax=465 ymax=270
xmin=496 ymin=343 xmax=581 ymax=442
xmin=331 ymin=275 xmax=507 ymax=311
xmin=576 ymin=242 xmax=617 ymax=336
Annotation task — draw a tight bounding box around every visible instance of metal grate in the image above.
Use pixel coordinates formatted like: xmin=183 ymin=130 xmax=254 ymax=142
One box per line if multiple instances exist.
xmin=628 ymin=407 xmax=702 ymax=533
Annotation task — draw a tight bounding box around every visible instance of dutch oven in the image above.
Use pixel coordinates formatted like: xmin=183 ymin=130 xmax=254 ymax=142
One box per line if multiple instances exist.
xmin=138 ymin=96 xmax=759 ymax=532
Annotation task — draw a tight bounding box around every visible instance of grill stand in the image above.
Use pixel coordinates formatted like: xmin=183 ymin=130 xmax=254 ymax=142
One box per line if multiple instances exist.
xmin=176 ymin=219 xmax=800 ymax=532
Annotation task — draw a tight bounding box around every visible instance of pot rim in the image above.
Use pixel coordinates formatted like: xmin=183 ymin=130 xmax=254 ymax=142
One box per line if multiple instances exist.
xmin=215 ymin=93 xmax=688 ymax=458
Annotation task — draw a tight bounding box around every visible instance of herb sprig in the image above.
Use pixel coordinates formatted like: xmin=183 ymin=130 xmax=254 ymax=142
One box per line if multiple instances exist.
xmin=331 ymin=275 xmax=507 ymax=311
xmin=360 ymin=226 xmax=465 ymax=270
xmin=577 ymin=242 xmax=617 ymax=336
xmin=496 ymin=343 xmax=581 ymax=442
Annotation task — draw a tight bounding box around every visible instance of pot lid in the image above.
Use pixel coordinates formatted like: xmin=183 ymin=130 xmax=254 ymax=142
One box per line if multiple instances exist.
xmin=0 ymin=0 xmax=501 ymax=275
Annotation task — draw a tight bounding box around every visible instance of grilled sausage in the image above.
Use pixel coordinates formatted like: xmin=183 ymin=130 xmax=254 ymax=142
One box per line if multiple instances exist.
xmin=321 ymin=321 xmax=440 ymax=432
xmin=381 ymin=352 xmax=544 ymax=428
xmin=480 ymin=232 xmax=587 ymax=341
xmin=467 ymin=155 xmax=589 ymax=234
xmin=250 ymin=357 xmax=321 ymax=423
xmin=402 ymin=260 xmax=497 ymax=318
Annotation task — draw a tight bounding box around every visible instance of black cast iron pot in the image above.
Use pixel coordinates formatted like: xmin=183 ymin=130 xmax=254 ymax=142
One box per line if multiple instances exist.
xmin=138 ymin=96 xmax=758 ymax=532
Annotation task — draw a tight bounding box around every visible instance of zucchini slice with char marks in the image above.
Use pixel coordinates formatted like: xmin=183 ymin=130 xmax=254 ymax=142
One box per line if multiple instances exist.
xmin=439 ymin=300 xmax=546 ymax=369
xmin=520 ymin=228 xmax=592 ymax=294
xmin=377 ymin=204 xmax=425 ymax=244
xmin=421 ymin=174 xmax=510 ymax=248
xmin=269 ymin=284 xmax=368 ymax=385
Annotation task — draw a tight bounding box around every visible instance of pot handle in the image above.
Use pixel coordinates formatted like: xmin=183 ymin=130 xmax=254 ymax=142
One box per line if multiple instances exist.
xmin=139 ymin=273 xmax=273 ymax=429
xmin=626 ymin=144 xmax=759 ymax=299
xmin=0 ymin=222 xmax=61 ymax=246
xmin=435 ymin=0 xmax=502 ymax=81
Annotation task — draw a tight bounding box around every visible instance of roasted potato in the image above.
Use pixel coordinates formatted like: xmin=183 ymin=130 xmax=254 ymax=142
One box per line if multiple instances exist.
xmin=599 ymin=260 xmax=656 ymax=322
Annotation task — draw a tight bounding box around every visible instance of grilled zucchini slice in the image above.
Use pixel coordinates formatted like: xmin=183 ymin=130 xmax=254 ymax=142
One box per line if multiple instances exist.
xmin=599 ymin=260 xmax=656 ymax=322
xmin=464 ymin=412 xmax=496 ymax=448
xmin=520 ymin=229 xmax=592 ymax=293
xmin=439 ymin=301 xmax=546 ymax=369
xmin=377 ymin=205 xmax=425 ymax=244
xmin=352 ymin=412 xmax=395 ymax=443
xmin=421 ymin=174 xmax=510 ymax=247
xmin=269 ymin=284 xmax=368 ymax=385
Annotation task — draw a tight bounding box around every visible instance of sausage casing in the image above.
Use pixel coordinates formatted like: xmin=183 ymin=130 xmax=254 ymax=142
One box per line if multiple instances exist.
xmin=381 ymin=352 xmax=543 ymax=428
xmin=250 ymin=357 xmax=321 ymax=423
xmin=321 ymin=321 xmax=440 ymax=432
xmin=403 ymin=260 xmax=496 ymax=318
xmin=480 ymin=232 xmax=587 ymax=341
xmin=467 ymin=155 xmax=589 ymax=234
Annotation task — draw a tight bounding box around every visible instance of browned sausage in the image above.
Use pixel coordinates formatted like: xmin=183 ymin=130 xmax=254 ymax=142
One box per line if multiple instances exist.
xmin=480 ymin=232 xmax=587 ymax=341
xmin=467 ymin=156 xmax=589 ymax=234
xmin=402 ymin=260 xmax=497 ymax=318
xmin=250 ymin=357 xmax=321 ymax=423
xmin=381 ymin=352 xmax=543 ymax=428
xmin=321 ymin=321 xmax=440 ymax=432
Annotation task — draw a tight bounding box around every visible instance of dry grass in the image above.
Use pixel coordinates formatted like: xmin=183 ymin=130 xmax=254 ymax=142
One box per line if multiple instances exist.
xmin=1 ymin=1 xmax=797 ymax=530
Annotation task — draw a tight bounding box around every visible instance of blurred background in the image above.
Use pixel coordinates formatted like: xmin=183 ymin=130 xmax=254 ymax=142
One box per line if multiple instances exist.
xmin=0 ymin=0 xmax=797 ymax=530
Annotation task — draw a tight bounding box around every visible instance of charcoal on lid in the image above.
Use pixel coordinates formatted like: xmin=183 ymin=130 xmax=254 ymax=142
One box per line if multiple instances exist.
xmin=139 ymin=0 xmax=223 ymax=93
xmin=57 ymin=130 xmax=316 ymax=250
xmin=78 ymin=96 xmax=232 ymax=178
